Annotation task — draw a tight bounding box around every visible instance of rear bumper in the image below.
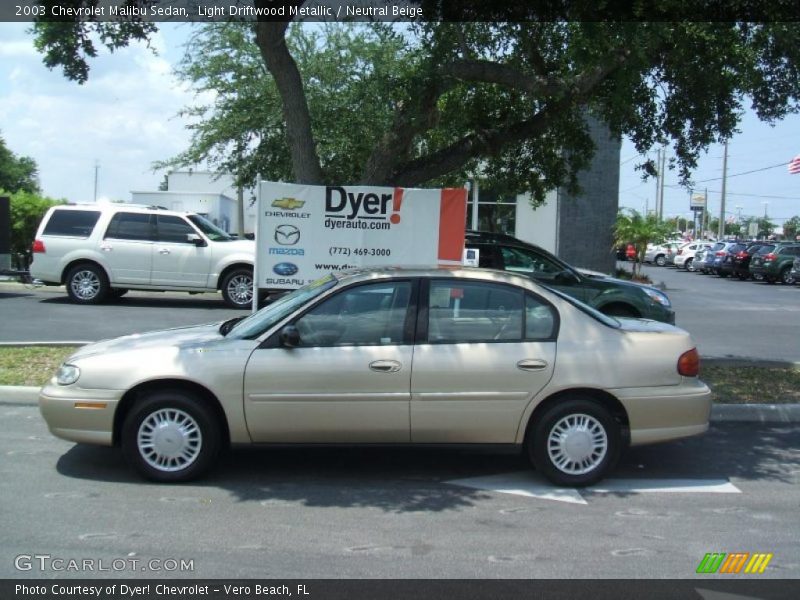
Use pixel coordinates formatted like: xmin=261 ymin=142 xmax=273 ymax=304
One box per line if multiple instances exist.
xmin=612 ymin=379 xmax=712 ymax=446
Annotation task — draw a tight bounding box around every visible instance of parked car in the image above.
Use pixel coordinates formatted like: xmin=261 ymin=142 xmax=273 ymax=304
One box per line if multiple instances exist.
xmin=790 ymin=256 xmax=800 ymax=283
xmin=694 ymin=242 xmax=725 ymax=274
xmin=749 ymin=243 xmax=800 ymax=284
xmin=39 ymin=267 xmax=711 ymax=486
xmin=615 ymin=244 xmax=637 ymax=261
xmin=732 ymin=242 xmax=767 ymax=280
xmin=29 ymin=204 xmax=257 ymax=308
xmin=644 ymin=242 xmax=681 ymax=267
xmin=465 ymin=231 xmax=675 ymax=323
xmin=715 ymin=242 xmax=749 ymax=278
xmin=674 ymin=241 xmax=714 ymax=272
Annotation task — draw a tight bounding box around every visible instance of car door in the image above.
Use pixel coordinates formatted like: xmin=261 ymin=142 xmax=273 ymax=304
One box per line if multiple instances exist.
xmin=100 ymin=212 xmax=154 ymax=285
xmin=243 ymin=279 xmax=416 ymax=442
xmin=410 ymin=279 xmax=557 ymax=443
xmin=151 ymin=215 xmax=213 ymax=287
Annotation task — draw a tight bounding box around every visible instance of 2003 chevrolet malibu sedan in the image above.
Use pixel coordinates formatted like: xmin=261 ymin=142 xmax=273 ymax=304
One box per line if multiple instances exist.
xmin=40 ymin=267 xmax=711 ymax=486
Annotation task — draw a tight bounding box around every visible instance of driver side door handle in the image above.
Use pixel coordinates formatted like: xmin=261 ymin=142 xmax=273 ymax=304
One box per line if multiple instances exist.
xmin=517 ymin=359 xmax=548 ymax=371
xmin=369 ymin=360 xmax=402 ymax=373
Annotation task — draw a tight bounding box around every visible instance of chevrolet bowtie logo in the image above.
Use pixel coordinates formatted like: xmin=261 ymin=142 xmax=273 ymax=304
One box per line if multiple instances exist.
xmin=274 ymin=224 xmax=301 ymax=246
xmin=272 ymin=197 xmax=305 ymax=210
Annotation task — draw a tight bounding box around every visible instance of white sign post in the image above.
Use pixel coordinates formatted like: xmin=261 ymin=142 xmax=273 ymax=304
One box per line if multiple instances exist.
xmin=255 ymin=181 xmax=467 ymax=300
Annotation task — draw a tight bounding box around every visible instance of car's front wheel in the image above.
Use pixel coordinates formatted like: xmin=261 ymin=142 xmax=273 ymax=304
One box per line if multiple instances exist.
xmin=655 ymin=255 xmax=666 ymax=267
xmin=221 ymin=267 xmax=254 ymax=309
xmin=527 ymin=397 xmax=622 ymax=486
xmin=121 ymin=391 xmax=221 ymax=482
xmin=65 ymin=263 xmax=109 ymax=304
xmin=685 ymin=258 xmax=695 ymax=272
xmin=780 ymin=267 xmax=795 ymax=285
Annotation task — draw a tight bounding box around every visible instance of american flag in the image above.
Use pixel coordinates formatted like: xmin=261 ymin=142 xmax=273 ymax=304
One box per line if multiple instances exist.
xmin=789 ymin=155 xmax=800 ymax=174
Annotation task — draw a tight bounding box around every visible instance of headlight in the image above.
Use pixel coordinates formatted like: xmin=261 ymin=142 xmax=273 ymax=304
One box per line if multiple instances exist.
xmin=56 ymin=364 xmax=80 ymax=386
xmin=643 ymin=288 xmax=671 ymax=308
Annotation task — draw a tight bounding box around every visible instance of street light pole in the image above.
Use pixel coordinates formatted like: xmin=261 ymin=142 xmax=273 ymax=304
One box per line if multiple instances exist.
xmin=93 ymin=160 xmax=99 ymax=202
xmin=718 ymin=142 xmax=728 ymax=239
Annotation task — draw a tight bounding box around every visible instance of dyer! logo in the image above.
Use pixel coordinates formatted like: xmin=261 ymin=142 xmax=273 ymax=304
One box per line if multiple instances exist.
xmin=696 ymin=552 xmax=773 ymax=574
xmin=325 ymin=186 xmax=404 ymax=225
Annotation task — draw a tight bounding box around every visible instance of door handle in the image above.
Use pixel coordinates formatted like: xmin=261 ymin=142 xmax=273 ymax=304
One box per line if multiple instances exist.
xmin=517 ymin=359 xmax=548 ymax=371
xmin=158 ymin=248 xmax=171 ymax=255
xmin=100 ymin=244 xmax=112 ymax=252
xmin=369 ymin=360 xmax=402 ymax=373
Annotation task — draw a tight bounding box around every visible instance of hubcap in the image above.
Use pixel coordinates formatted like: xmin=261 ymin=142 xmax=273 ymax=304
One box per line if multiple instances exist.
xmin=137 ymin=408 xmax=202 ymax=472
xmin=547 ymin=413 xmax=608 ymax=476
xmin=227 ymin=275 xmax=253 ymax=306
xmin=70 ymin=270 xmax=100 ymax=300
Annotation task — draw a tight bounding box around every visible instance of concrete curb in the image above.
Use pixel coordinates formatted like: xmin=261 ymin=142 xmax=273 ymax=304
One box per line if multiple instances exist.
xmin=1 ymin=384 xmax=798 ymax=422
xmin=0 ymin=386 xmax=40 ymax=406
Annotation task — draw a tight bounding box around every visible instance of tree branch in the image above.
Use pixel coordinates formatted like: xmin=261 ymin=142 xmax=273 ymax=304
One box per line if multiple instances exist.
xmin=254 ymin=17 xmax=323 ymax=184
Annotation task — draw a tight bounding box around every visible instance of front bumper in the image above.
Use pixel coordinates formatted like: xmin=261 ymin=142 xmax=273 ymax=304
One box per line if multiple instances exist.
xmin=39 ymin=383 xmax=123 ymax=446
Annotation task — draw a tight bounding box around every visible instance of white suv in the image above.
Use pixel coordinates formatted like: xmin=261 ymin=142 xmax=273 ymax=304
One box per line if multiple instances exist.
xmin=30 ymin=204 xmax=256 ymax=308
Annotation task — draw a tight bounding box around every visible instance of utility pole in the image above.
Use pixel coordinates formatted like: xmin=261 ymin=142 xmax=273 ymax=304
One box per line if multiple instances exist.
xmin=654 ymin=148 xmax=661 ymax=219
xmin=93 ymin=160 xmax=99 ymax=202
xmin=658 ymin=147 xmax=666 ymax=221
xmin=718 ymin=142 xmax=728 ymax=239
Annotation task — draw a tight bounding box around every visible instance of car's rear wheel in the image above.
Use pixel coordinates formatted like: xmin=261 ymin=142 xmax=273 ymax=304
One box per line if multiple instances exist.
xmin=780 ymin=267 xmax=795 ymax=285
xmin=65 ymin=263 xmax=109 ymax=304
xmin=655 ymin=255 xmax=666 ymax=267
xmin=685 ymin=258 xmax=695 ymax=272
xmin=221 ymin=267 xmax=254 ymax=309
xmin=121 ymin=391 xmax=220 ymax=482
xmin=527 ymin=397 xmax=621 ymax=486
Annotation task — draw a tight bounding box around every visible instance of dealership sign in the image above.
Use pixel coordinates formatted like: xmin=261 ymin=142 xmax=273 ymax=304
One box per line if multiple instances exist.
xmin=256 ymin=181 xmax=467 ymax=290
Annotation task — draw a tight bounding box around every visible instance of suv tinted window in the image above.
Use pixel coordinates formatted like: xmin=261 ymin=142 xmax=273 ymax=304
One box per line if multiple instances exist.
xmin=105 ymin=212 xmax=153 ymax=241
xmin=156 ymin=215 xmax=197 ymax=243
xmin=500 ymin=246 xmax=562 ymax=275
xmin=42 ymin=209 xmax=100 ymax=237
xmin=780 ymin=245 xmax=800 ymax=256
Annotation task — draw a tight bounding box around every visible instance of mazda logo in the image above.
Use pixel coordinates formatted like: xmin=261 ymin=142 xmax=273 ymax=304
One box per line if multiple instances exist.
xmin=274 ymin=224 xmax=300 ymax=246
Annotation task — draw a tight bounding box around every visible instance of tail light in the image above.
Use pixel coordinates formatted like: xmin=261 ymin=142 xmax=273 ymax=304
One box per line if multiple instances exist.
xmin=32 ymin=240 xmax=46 ymax=253
xmin=735 ymin=251 xmax=747 ymax=259
xmin=764 ymin=253 xmax=777 ymax=261
xmin=715 ymin=251 xmax=725 ymax=257
xmin=678 ymin=348 xmax=700 ymax=377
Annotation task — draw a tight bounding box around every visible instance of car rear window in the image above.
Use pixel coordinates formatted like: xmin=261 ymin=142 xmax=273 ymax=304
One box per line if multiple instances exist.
xmin=757 ymin=245 xmax=775 ymax=254
xmin=42 ymin=209 xmax=100 ymax=238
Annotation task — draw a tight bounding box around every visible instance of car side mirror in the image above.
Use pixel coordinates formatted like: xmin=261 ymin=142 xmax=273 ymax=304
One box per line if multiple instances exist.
xmin=279 ymin=325 xmax=301 ymax=348
xmin=555 ymin=270 xmax=580 ymax=285
xmin=187 ymin=233 xmax=206 ymax=247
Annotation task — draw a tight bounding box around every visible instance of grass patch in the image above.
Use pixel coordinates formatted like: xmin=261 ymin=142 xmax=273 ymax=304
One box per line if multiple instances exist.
xmin=0 ymin=346 xmax=77 ymax=387
xmin=701 ymin=365 xmax=800 ymax=404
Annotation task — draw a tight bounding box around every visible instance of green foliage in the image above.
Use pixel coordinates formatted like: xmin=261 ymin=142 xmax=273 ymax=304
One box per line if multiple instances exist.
xmin=32 ymin=17 xmax=800 ymax=200
xmin=757 ymin=217 xmax=776 ymax=239
xmin=6 ymin=190 xmax=64 ymax=267
xmin=612 ymin=209 xmax=672 ymax=276
xmin=0 ymin=135 xmax=40 ymax=194
xmin=781 ymin=215 xmax=800 ymax=240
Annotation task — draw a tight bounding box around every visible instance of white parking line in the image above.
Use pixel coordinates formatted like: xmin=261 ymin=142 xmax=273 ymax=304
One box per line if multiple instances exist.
xmin=445 ymin=471 xmax=741 ymax=504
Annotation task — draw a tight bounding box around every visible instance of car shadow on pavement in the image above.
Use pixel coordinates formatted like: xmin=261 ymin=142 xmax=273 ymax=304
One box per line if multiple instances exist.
xmin=0 ymin=292 xmax=35 ymax=300
xmin=54 ymin=423 xmax=799 ymax=507
xmin=39 ymin=295 xmax=234 ymax=310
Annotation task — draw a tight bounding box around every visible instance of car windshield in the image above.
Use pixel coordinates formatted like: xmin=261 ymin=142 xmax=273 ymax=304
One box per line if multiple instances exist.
xmin=228 ymin=274 xmax=339 ymax=339
xmin=541 ymin=285 xmax=621 ymax=329
xmin=187 ymin=214 xmax=234 ymax=241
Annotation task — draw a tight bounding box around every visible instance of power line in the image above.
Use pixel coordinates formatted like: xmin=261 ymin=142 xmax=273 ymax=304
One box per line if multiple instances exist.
xmin=663 ymin=183 xmax=797 ymax=200
xmin=691 ymin=161 xmax=788 ymax=183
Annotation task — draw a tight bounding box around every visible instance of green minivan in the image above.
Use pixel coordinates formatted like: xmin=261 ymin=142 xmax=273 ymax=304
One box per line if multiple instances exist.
xmin=466 ymin=231 xmax=675 ymax=323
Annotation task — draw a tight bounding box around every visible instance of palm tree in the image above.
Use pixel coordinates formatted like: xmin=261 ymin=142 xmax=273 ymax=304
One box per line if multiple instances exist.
xmin=612 ymin=209 xmax=672 ymax=278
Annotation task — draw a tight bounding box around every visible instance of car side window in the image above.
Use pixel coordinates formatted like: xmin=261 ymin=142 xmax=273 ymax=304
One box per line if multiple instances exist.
xmin=104 ymin=212 xmax=153 ymax=241
xmin=42 ymin=210 xmax=101 ymax=238
xmin=294 ymin=281 xmax=411 ymax=347
xmin=428 ymin=280 xmax=524 ymax=343
xmin=500 ymin=246 xmax=561 ymax=276
xmin=156 ymin=215 xmax=198 ymax=244
xmin=525 ymin=294 xmax=557 ymax=340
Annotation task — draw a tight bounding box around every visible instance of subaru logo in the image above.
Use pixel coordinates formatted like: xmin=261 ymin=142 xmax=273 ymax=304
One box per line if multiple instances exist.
xmin=274 ymin=224 xmax=300 ymax=246
xmin=273 ymin=262 xmax=299 ymax=276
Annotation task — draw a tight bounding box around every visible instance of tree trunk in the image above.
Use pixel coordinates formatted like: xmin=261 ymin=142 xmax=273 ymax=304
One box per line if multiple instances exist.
xmin=255 ymin=20 xmax=323 ymax=184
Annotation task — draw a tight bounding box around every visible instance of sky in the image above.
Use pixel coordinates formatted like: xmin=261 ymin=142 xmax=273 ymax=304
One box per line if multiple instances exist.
xmin=1 ymin=22 xmax=799 ymax=225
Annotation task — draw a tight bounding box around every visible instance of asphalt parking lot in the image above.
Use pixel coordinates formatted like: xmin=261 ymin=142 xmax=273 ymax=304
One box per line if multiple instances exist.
xmin=1 ymin=403 xmax=798 ymax=579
